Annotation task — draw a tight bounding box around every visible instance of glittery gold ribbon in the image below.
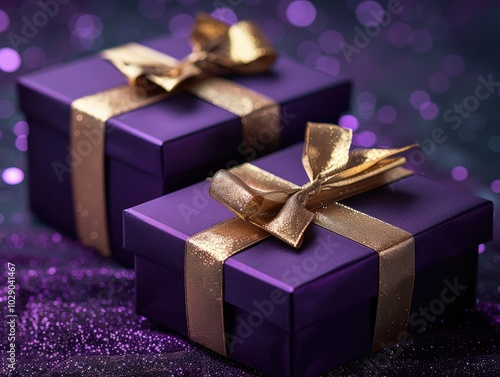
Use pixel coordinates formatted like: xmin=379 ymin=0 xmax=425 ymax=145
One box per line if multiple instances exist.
xmin=70 ymin=15 xmax=279 ymax=256
xmin=185 ymin=122 xmax=417 ymax=355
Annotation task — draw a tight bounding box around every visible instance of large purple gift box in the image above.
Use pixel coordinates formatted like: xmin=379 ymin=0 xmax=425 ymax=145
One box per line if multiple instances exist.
xmin=17 ymin=36 xmax=350 ymax=266
xmin=123 ymin=143 xmax=493 ymax=376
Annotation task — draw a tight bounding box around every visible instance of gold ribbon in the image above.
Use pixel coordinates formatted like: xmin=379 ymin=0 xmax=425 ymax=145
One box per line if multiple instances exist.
xmin=185 ymin=122 xmax=417 ymax=355
xmin=70 ymin=14 xmax=279 ymax=256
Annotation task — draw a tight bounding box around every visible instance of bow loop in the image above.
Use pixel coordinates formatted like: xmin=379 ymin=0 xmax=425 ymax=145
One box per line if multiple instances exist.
xmin=210 ymin=122 xmax=417 ymax=248
xmin=104 ymin=13 xmax=276 ymax=93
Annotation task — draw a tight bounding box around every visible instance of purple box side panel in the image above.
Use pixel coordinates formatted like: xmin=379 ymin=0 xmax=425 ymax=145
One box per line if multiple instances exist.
xmin=124 ymin=142 xmax=492 ymax=331
xmin=107 ymin=157 xmax=165 ymax=266
xmin=27 ymin=119 xmax=76 ymax=237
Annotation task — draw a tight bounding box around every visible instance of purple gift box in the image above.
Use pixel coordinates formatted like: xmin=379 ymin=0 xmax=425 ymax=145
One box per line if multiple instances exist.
xmin=17 ymin=35 xmax=350 ymax=266
xmin=124 ymin=142 xmax=493 ymax=377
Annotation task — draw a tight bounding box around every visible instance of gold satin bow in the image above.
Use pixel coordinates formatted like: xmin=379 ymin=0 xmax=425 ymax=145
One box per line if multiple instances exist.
xmin=103 ymin=13 xmax=276 ymax=92
xmin=210 ymin=122 xmax=417 ymax=248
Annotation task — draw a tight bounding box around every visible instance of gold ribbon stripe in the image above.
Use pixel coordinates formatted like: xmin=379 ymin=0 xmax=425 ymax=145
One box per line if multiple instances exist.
xmin=185 ymin=162 xmax=415 ymax=356
xmin=71 ymin=43 xmax=280 ymax=256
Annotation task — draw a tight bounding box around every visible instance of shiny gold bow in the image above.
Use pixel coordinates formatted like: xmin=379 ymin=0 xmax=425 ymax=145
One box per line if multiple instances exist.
xmin=210 ymin=122 xmax=417 ymax=248
xmin=102 ymin=13 xmax=276 ymax=92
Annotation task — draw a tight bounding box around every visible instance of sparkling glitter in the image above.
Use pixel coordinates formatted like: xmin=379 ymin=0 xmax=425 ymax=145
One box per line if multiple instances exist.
xmin=2 ymin=167 xmax=24 ymax=185
xmin=286 ymin=1 xmax=317 ymax=27
xmin=451 ymin=166 xmax=468 ymax=181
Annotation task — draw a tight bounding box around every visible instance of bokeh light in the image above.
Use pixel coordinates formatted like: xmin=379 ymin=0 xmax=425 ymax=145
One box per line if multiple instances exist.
xmin=286 ymin=1 xmax=317 ymax=27
xmin=2 ymin=167 xmax=25 ymax=185
xmin=14 ymin=121 xmax=29 ymax=136
xmin=0 ymin=8 xmax=10 ymax=33
xmin=491 ymin=180 xmax=500 ymax=194
xmin=419 ymin=101 xmax=439 ymax=120
xmin=409 ymin=90 xmax=430 ymax=109
xmin=211 ymin=7 xmax=238 ymax=24
xmin=478 ymin=244 xmax=486 ymax=254
xmin=451 ymin=165 xmax=468 ymax=181
xmin=442 ymin=54 xmax=466 ymax=77
xmin=296 ymin=40 xmax=321 ymax=66
xmin=318 ymin=30 xmax=344 ymax=54
xmin=23 ymin=46 xmax=47 ymax=69
xmin=69 ymin=13 xmax=104 ymax=50
xmin=355 ymin=1 xmax=383 ymax=27
xmin=377 ymin=105 xmax=397 ymax=124
xmin=0 ymin=47 xmax=22 ymax=72
xmin=0 ymin=100 xmax=15 ymax=119
xmin=357 ymin=130 xmax=377 ymax=147
xmin=138 ymin=0 xmax=165 ymax=19
xmin=72 ymin=14 xmax=103 ymax=39
xmin=315 ymin=56 xmax=340 ymax=76
xmin=409 ymin=30 xmax=433 ymax=53
xmin=339 ymin=114 xmax=359 ymax=131
xmin=169 ymin=14 xmax=194 ymax=38
xmin=357 ymin=92 xmax=376 ymax=110
xmin=386 ymin=21 xmax=412 ymax=48
xmin=428 ymin=72 xmax=450 ymax=93
xmin=488 ymin=135 xmax=500 ymax=152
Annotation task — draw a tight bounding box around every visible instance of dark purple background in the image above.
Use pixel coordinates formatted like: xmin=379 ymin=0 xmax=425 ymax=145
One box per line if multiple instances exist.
xmin=0 ymin=0 xmax=499 ymax=376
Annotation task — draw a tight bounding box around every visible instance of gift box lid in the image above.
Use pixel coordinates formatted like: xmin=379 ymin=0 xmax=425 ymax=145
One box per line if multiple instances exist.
xmin=17 ymin=35 xmax=350 ymax=180
xmin=123 ymin=143 xmax=493 ymax=332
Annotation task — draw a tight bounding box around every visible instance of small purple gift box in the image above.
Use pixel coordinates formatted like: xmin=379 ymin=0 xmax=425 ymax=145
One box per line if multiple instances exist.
xmin=123 ymin=129 xmax=492 ymax=377
xmin=17 ymin=17 xmax=350 ymax=266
